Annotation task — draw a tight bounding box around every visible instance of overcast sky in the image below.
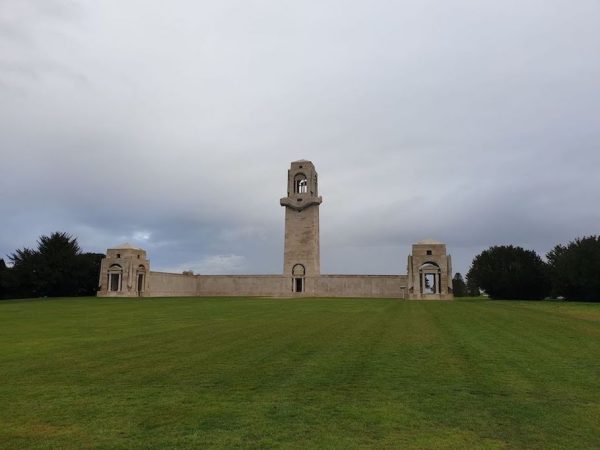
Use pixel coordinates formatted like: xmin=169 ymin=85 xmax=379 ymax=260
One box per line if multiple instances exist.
xmin=1 ymin=0 xmax=599 ymax=277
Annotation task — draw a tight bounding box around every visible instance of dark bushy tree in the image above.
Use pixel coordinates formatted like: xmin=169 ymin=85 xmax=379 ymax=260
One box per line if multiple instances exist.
xmin=466 ymin=245 xmax=550 ymax=300
xmin=74 ymin=252 xmax=104 ymax=296
xmin=6 ymin=232 xmax=104 ymax=299
xmin=466 ymin=274 xmax=480 ymax=297
xmin=9 ymin=247 xmax=39 ymax=298
xmin=0 ymin=258 xmax=13 ymax=299
xmin=31 ymin=232 xmax=81 ymax=297
xmin=547 ymin=236 xmax=600 ymax=301
xmin=452 ymin=273 xmax=467 ymax=297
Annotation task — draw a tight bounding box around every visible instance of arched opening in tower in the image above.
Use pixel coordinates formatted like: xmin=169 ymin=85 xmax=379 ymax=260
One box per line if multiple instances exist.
xmin=294 ymin=174 xmax=308 ymax=194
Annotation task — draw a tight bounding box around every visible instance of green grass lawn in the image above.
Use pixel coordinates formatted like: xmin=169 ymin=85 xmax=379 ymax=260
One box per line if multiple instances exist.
xmin=0 ymin=297 xmax=598 ymax=449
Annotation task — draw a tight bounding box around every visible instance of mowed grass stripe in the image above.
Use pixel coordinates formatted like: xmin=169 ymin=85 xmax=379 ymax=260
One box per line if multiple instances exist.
xmin=0 ymin=297 xmax=598 ymax=449
xmin=425 ymin=302 xmax=599 ymax=447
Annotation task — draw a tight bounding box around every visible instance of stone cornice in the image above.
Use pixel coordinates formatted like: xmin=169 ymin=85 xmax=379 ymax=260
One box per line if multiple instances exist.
xmin=280 ymin=196 xmax=323 ymax=211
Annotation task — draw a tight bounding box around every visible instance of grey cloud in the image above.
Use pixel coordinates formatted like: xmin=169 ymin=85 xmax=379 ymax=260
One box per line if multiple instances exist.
xmin=1 ymin=0 xmax=599 ymax=277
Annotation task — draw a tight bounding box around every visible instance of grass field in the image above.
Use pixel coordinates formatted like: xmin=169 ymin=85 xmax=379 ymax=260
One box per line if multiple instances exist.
xmin=0 ymin=297 xmax=598 ymax=449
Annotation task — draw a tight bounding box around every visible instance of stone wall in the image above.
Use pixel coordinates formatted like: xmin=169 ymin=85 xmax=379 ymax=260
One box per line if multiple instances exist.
xmin=197 ymin=275 xmax=289 ymax=297
xmin=314 ymin=275 xmax=407 ymax=298
xmin=146 ymin=271 xmax=198 ymax=297
xmin=141 ymin=272 xmax=408 ymax=298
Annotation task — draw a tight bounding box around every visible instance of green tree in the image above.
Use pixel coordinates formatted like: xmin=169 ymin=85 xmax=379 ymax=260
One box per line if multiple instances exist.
xmin=9 ymin=247 xmax=39 ymax=298
xmin=466 ymin=273 xmax=480 ymax=297
xmin=35 ymin=232 xmax=81 ymax=297
xmin=8 ymin=232 xmax=104 ymax=298
xmin=547 ymin=236 xmax=600 ymax=301
xmin=0 ymin=258 xmax=13 ymax=299
xmin=452 ymin=272 xmax=467 ymax=297
xmin=74 ymin=252 xmax=104 ymax=296
xmin=466 ymin=245 xmax=550 ymax=300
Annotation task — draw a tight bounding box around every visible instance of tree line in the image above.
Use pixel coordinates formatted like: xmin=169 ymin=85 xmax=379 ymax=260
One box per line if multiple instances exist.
xmin=0 ymin=232 xmax=104 ymax=300
xmin=1 ymin=232 xmax=598 ymax=301
xmin=453 ymin=236 xmax=600 ymax=301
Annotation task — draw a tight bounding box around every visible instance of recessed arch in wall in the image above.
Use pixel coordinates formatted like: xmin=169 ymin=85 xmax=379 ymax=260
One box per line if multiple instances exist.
xmin=108 ymin=264 xmax=123 ymax=292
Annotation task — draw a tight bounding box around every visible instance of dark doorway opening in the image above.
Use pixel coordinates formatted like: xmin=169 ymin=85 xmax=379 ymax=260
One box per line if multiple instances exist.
xmin=110 ymin=273 xmax=120 ymax=291
xmin=137 ymin=274 xmax=144 ymax=294
xmin=294 ymin=277 xmax=304 ymax=293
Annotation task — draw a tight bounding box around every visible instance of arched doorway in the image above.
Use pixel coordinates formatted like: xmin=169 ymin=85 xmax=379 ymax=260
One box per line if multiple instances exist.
xmin=108 ymin=264 xmax=122 ymax=292
xmin=419 ymin=262 xmax=441 ymax=294
xmin=292 ymin=264 xmax=305 ymax=293
xmin=136 ymin=265 xmax=146 ymax=296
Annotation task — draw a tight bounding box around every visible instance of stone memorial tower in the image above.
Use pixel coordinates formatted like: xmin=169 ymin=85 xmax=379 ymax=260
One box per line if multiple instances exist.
xmin=280 ymin=160 xmax=322 ymax=293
